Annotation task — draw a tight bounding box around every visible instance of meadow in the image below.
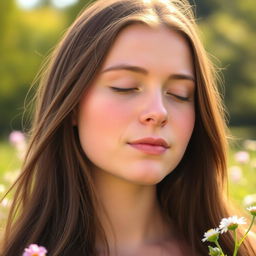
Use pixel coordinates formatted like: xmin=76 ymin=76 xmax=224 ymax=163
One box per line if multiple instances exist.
xmin=0 ymin=129 xmax=256 ymax=236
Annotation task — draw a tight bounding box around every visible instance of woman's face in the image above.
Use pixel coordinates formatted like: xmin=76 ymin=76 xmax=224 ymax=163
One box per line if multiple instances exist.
xmin=76 ymin=24 xmax=195 ymax=185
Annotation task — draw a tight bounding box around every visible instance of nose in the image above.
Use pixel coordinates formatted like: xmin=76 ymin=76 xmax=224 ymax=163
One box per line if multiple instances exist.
xmin=139 ymin=91 xmax=168 ymax=127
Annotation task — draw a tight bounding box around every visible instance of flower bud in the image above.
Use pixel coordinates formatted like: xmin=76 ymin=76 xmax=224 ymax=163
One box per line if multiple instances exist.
xmin=208 ymin=246 xmax=222 ymax=256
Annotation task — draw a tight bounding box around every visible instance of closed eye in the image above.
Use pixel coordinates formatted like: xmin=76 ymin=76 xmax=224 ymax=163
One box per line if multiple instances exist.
xmin=110 ymin=87 xmax=190 ymax=101
xmin=167 ymin=93 xmax=190 ymax=102
xmin=110 ymin=87 xmax=138 ymax=92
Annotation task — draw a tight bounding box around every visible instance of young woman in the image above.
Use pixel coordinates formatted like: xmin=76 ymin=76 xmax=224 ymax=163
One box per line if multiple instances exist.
xmin=1 ymin=0 xmax=255 ymax=255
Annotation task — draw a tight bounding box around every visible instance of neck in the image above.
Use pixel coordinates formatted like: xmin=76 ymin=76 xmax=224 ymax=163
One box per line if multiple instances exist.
xmin=92 ymin=168 xmax=172 ymax=253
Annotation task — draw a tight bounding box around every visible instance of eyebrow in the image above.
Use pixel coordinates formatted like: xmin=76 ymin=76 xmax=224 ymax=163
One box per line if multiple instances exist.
xmin=101 ymin=64 xmax=195 ymax=82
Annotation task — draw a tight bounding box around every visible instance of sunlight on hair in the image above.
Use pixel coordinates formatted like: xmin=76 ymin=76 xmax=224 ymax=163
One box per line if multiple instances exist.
xmin=142 ymin=0 xmax=177 ymax=13
xmin=142 ymin=13 xmax=159 ymax=25
xmin=159 ymin=0 xmax=171 ymax=3
xmin=144 ymin=0 xmax=174 ymax=4
xmin=143 ymin=0 xmax=171 ymax=4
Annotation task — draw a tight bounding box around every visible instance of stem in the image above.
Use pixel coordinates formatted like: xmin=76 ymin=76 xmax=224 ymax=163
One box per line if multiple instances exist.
xmin=214 ymin=240 xmax=225 ymax=256
xmin=238 ymin=215 xmax=255 ymax=247
xmin=233 ymin=230 xmax=238 ymax=256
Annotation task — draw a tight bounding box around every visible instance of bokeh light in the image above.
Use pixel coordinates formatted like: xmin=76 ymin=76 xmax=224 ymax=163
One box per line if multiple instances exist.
xmin=16 ymin=0 xmax=40 ymax=9
xmin=51 ymin=0 xmax=79 ymax=8
xmin=16 ymin=0 xmax=78 ymax=9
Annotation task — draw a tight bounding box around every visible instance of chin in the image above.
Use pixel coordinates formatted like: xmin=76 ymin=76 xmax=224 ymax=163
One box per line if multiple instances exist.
xmin=125 ymin=168 xmax=169 ymax=186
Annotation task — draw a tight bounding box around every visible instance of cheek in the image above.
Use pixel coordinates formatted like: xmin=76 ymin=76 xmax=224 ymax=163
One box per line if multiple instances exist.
xmin=83 ymin=98 xmax=131 ymax=130
xmin=172 ymin=106 xmax=195 ymax=142
xmin=78 ymin=93 xmax=132 ymax=148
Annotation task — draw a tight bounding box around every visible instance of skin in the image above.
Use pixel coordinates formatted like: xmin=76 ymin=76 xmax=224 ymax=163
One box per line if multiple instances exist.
xmin=76 ymin=24 xmax=195 ymax=255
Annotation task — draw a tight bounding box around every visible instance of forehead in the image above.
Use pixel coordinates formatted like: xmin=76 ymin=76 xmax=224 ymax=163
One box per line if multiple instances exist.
xmin=101 ymin=24 xmax=194 ymax=76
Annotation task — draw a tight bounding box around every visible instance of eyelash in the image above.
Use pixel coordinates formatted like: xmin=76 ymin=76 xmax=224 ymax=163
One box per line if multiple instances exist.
xmin=109 ymin=87 xmax=190 ymax=102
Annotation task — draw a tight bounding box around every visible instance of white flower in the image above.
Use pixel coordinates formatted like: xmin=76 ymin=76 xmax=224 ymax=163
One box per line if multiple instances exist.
xmin=219 ymin=216 xmax=246 ymax=233
xmin=243 ymin=194 xmax=256 ymax=207
xmin=202 ymin=228 xmax=220 ymax=242
xmin=247 ymin=206 xmax=256 ymax=216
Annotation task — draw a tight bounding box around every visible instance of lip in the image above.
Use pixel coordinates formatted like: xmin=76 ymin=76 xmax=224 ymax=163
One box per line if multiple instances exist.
xmin=128 ymin=137 xmax=170 ymax=155
xmin=129 ymin=137 xmax=170 ymax=148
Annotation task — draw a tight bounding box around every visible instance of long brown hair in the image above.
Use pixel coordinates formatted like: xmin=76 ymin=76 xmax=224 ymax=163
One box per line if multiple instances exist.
xmin=1 ymin=0 xmax=255 ymax=255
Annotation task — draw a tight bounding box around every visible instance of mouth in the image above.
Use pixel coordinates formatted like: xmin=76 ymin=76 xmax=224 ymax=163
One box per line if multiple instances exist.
xmin=127 ymin=141 xmax=169 ymax=155
xmin=129 ymin=137 xmax=169 ymax=147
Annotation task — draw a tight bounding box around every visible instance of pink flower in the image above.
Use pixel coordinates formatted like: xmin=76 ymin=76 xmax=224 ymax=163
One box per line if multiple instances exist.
xmin=9 ymin=130 xmax=27 ymax=159
xmin=229 ymin=166 xmax=243 ymax=183
xmin=9 ymin=130 xmax=25 ymax=146
xmin=234 ymin=151 xmax=250 ymax=164
xmin=22 ymin=244 xmax=47 ymax=256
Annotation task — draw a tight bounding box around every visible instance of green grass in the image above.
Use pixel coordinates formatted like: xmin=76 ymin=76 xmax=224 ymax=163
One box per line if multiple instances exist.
xmin=228 ymin=148 xmax=256 ymax=207
xmin=0 ymin=133 xmax=256 ymax=236
xmin=0 ymin=140 xmax=22 ymax=187
xmin=228 ymin=127 xmax=256 ymax=213
xmin=0 ymin=140 xmax=23 ymax=234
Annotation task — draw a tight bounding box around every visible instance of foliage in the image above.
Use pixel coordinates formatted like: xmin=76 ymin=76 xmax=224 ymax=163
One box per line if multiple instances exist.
xmin=0 ymin=0 xmax=67 ymax=137
xmin=196 ymin=0 xmax=256 ymax=126
xmin=0 ymin=0 xmax=256 ymax=137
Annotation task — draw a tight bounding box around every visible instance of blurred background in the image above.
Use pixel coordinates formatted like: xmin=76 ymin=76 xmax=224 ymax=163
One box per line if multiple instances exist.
xmin=0 ymin=0 xmax=256 ymax=227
